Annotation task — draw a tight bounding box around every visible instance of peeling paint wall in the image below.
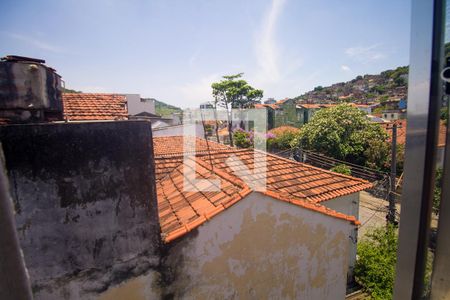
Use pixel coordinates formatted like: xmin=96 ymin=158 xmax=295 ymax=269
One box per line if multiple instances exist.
xmin=321 ymin=193 xmax=359 ymax=280
xmin=162 ymin=192 xmax=354 ymax=299
xmin=0 ymin=121 xmax=161 ymax=299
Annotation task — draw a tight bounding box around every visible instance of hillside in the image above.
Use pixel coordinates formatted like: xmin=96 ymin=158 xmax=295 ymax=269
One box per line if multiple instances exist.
xmin=155 ymin=99 xmax=182 ymax=117
xmin=295 ymin=66 xmax=408 ymax=104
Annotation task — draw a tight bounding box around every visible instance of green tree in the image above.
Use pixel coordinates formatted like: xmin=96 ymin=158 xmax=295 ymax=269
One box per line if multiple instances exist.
xmin=330 ymin=164 xmax=351 ymax=175
xmin=211 ymin=73 xmax=263 ymax=146
xmin=440 ymin=107 xmax=449 ymax=125
xmin=355 ymin=225 xmax=398 ymax=300
xmin=364 ymin=139 xmax=391 ymax=171
xmin=294 ymin=104 xmax=389 ymax=168
xmin=314 ymin=85 xmax=324 ymax=91
xmin=355 ymin=225 xmax=433 ymax=299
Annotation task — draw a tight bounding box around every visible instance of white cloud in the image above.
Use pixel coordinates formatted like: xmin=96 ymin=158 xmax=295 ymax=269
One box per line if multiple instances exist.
xmin=6 ymin=32 xmax=63 ymax=53
xmin=254 ymin=0 xmax=287 ymax=85
xmin=341 ymin=65 xmax=351 ymax=72
xmin=345 ymin=44 xmax=385 ymax=63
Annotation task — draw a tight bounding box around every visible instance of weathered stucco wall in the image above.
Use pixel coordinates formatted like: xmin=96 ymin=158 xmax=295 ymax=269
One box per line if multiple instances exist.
xmin=322 ymin=193 xmax=359 ymax=219
xmin=161 ymin=192 xmax=354 ymax=299
xmin=321 ymin=192 xmax=360 ymax=281
xmin=0 ymin=121 xmax=161 ymax=299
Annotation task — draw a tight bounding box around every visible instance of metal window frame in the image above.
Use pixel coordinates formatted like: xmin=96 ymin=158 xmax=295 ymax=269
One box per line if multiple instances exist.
xmin=393 ymin=0 xmax=445 ymax=299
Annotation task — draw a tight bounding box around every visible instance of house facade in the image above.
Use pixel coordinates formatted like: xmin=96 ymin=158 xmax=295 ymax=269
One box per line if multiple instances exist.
xmin=99 ymin=137 xmax=372 ymax=299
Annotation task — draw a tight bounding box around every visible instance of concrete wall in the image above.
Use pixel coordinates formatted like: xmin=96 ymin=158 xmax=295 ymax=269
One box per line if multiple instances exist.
xmin=126 ymin=94 xmax=155 ymax=115
xmin=0 ymin=121 xmax=161 ymax=299
xmin=321 ymin=193 xmax=360 ymax=281
xmin=161 ymin=192 xmax=353 ymax=299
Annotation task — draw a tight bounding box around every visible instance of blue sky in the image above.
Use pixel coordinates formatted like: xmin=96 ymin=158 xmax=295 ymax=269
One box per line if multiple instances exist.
xmin=1 ymin=0 xmax=411 ymax=108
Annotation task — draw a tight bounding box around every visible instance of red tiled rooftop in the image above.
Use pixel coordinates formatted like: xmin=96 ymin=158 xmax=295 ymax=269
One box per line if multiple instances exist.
xmin=62 ymin=93 xmax=128 ymax=121
xmin=383 ymin=120 xmax=447 ymax=147
xmin=153 ymin=136 xmax=234 ymax=157
xmin=276 ymin=98 xmax=291 ymax=104
xmin=254 ymin=103 xmax=279 ymax=110
xmin=298 ymin=104 xmax=322 ymax=109
xmin=154 ymin=137 xmax=372 ymax=243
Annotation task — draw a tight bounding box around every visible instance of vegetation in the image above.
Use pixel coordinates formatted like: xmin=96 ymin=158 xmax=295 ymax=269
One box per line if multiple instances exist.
xmin=314 ymin=85 xmax=324 ymax=91
xmin=267 ymin=126 xmax=300 ymax=150
xmin=440 ymin=107 xmax=449 ymax=125
xmin=211 ymin=73 xmax=263 ymax=146
xmin=62 ymin=87 xmax=82 ymax=93
xmin=233 ymin=128 xmax=253 ymax=148
xmin=293 ymin=104 xmax=389 ymax=169
xmin=330 ymin=164 xmax=351 ymax=175
xmin=434 ymin=167 xmax=443 ymax=215
xmin=294 ymin=66 xmax=408 ymax=103
xmin=155 ymin=99 xmax=182 ymax=117
xmin=356 ymin=225 xmax=434 ymax=299
xmin=355 ymin=225 xmax=398 ymax=300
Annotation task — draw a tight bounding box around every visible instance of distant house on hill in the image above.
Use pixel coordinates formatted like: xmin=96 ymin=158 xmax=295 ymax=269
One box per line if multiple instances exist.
xmin=125 ymin=94 xmax=156 ymax=116
xmin=296 ymin=103 xmax=322 ymax=125
xmin=383 ymin=120 xmax=447 ymax=166
xmin=269 ymin=98 xmax=301 ymax=128
xmin=382 ymin=109 xmax=406 ymax=121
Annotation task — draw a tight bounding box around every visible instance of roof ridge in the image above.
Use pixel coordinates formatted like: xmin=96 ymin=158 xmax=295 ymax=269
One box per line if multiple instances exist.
xmin=259 ymin=148 xmax=370 ymax=184
xmin=262 ymin=190 xmax=360 ymax=225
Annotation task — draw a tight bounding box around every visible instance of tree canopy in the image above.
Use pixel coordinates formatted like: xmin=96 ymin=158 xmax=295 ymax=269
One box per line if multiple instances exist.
xmin=211 ymin=73 xmax=263 ymax=145
xmin=211 ymin=73 xmax=263 ymax=109
xmin=294 ymin=104 xmax=389 ymax=169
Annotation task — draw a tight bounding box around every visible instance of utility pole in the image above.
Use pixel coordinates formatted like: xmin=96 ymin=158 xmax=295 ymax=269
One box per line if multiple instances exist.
xmin=387 ymin=122 xmax=399 ymax=225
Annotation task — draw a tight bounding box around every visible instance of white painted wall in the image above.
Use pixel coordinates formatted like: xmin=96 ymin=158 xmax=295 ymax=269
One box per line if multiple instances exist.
xmin=163 ymin=192 xmax=355 ymax=299
xmin=125 ymin=94 xmax=155 ymax=115
xmin=321 ymin=192 xmax=360 ymax=280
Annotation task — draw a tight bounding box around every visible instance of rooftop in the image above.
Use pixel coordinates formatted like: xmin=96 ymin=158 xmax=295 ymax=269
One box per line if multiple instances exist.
xmin=153 ymin=136 xmax=372 ymax=243
xmin=383 ymin=120 xmax=447 ymax=147
xmin=62 ymin=93 xmax=128 ymax=121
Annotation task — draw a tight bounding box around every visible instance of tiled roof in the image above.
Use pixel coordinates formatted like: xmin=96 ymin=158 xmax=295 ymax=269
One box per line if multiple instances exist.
xmin=254 ymin=103 xmax=279 ymax=110
xmin=153 ymin=136 xmax=232 ymax=157
xmin=153 ymin=137 xmax=372 ymax=243
xmin=276 ymin=98 xmax=291 ymax=104
xmin=157 ymin=157 xmax=252 ymax=242
xmin=383 ymin=120 xmax=447 ymax=147
xmin=62 ymin=93 xmax=128 ymax=121
xmin=298 ymin=104 xmax=322 ymax=109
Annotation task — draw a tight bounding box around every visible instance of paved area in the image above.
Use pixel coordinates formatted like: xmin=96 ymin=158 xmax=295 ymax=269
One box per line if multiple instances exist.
xmin=358 ymin=191 xmax=392 ymax=237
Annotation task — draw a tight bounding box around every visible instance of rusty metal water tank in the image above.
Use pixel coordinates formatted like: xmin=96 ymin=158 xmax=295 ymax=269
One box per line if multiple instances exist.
xmin=0 ymin=55 xmax=63 ymax=123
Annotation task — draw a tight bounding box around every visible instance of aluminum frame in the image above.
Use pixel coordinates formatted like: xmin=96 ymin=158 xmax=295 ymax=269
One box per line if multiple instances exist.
xmin=393 ymin=0 xmax=445 ymax=298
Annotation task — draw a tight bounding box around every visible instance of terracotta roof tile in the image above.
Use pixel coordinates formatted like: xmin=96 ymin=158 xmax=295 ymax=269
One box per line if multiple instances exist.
xmin=62 ymin=93 xmax=128 ymax=121
xmin=153 ymin=136 xmax=233 ymax=157
xmin=383 ymin=120 xmax=447 ymax=147
xmin=154 ymin=137 xmax=371 ymax=243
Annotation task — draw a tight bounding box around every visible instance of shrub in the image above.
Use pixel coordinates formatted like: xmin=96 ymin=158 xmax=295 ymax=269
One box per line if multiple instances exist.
xmin=355 ymin=225 xmax=398 ymax=300
xmin=268 ymin=126 xmax=301 ymax=150
xmin=233 ymin=128 xmax=253 ymax=148
xmin=330 ymin=164 xmax=351 ymax=175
